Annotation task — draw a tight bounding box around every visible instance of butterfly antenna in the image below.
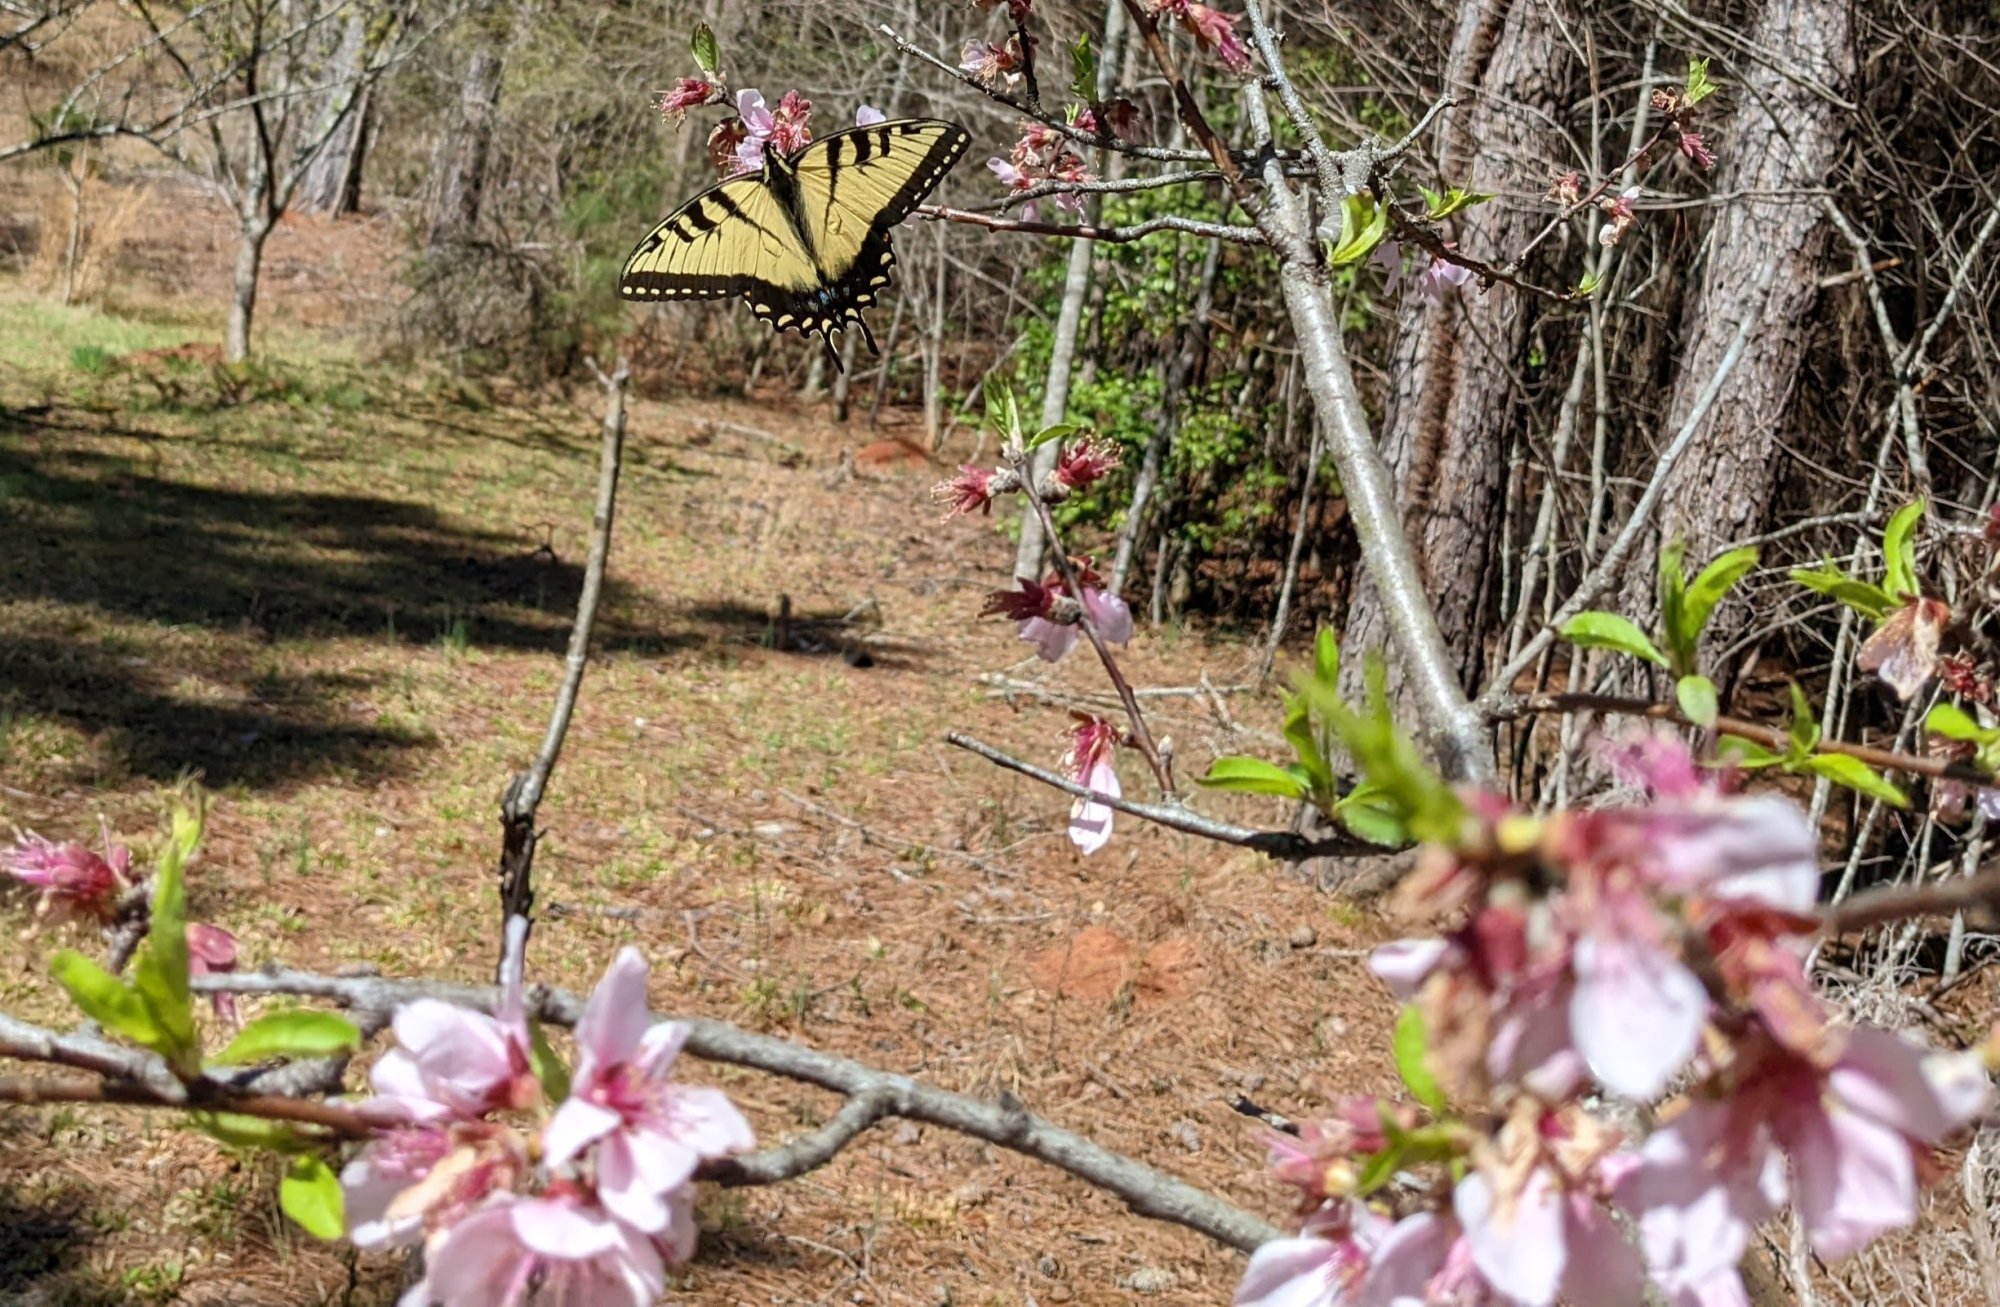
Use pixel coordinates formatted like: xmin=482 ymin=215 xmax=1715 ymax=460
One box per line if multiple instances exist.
xmin=819 ymin=329 xmax=845 ymax=376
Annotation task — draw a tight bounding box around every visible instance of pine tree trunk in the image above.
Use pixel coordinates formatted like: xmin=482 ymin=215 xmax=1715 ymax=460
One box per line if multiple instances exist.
xmin=428 ymin=47 xmax=504 ymax=247
xmin=1337 ymin=0 xmax=1575 ymax=709
xmin=1649 ymin=0 xmax=1854 ymax=665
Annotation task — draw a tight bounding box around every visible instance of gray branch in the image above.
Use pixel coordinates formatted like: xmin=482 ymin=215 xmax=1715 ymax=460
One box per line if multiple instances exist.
xmin=187 ymin=967 xmax=1283 ymax=1253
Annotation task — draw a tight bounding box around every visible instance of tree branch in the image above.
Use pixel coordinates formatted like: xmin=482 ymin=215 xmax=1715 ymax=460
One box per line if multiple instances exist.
xmin=921 ymin=204 xmax=1264 ymax=246
xmin=190 ymin=967 xmax=1285 ymax=1252
xmin=496 ymin=356 xmax=629 ymax=957
xmin=946 ymin=730 xmax=1373 ymax=860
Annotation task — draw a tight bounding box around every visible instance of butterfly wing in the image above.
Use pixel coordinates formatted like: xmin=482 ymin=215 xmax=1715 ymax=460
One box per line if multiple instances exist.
xmin=619 ymin=118 xmax=970 ymax=353
xmin=785 ymin=119 xmax=972 ymax=339
xmin=618 ymin=173 xmax=819 ymax=313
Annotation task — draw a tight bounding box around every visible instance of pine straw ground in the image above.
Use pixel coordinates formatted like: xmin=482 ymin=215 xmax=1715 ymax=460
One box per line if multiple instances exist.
xmin=0 ymin=186 xmax=1415 ymax=1305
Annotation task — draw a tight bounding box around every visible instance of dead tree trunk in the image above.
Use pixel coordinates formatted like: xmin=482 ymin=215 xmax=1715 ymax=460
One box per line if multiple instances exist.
xmin=1650 ymin=0 xmax=1854 ymax=666
xmin=296 ymin=11 xmax=371 ymax=216
xmin=1337 ymin=0 xmax=1575 ymax=709
xmin=428 ymin=46 xmax=504 ymax=247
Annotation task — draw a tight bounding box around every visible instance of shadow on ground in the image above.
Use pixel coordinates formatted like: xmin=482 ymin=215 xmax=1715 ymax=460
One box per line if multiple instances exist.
xmin=0 ymin=1176 xmax=118 ymax=1307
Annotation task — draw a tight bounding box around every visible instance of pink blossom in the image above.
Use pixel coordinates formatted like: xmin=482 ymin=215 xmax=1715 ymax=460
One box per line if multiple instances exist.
xmin=1183 ymin=3 xmax=1251 ymax=72
xmin=769 ymin=90 xmax=813 ymax=153
xmin=1233 ymin=1201 xmax=1388 ymax=1307
xmin=1077 ymin=98 xmax=1142 ymax=141
xmin=961 ymin=35 xmax=1025 ymax=89
xmin=1410 ymin=255 xmax=1472 ymax=306
xmin=2 ymin=830 xmax=130 ymax=918
xmin=1083 ymin=586 xmax=1134 ymax=644
xmin=1368 ymin=239 xmax=1405 ymax=295
xmin=982 ymin=570 xmax=1131 ymax=663
xmin=855 ymin=103 xmax=886 ymax=127
xmin=727 ymin=89 xmax=812 ymax=174
xmin=187 ymin=922 xmax=240 ymax=1025
xmin=342 ymin=1122 xmax=526 ymax=1252
xmin=1455 ymin=1166 xmax=1646 ymax=1307
xmin=656 ymin=77 xmax=720 ymax=122
xmin=1858 ymin=597 xmax=1949 ymax=701
xmin=1563 ymin=879 xmax=1708 ymax=1101
xmin=1613 ymin=1099 xmax=1785 ymax=1300
xmin=412 ymin=1190 xmax=665 ymax=1307
xmin=1545 ymin=170 xmax=1584 ymax=206
xmin=1599 ymin=186 xmax=1641 ymax=247
xmin=1678 ymin=128 xmax=1714 ymax=170
xmin=931 ymin=464 xmax=1000 ymax=519
xmin=1051 ymin=436 xmax=1122 ymax=494
xmin=987 ymin=157 xmax=1041 ymax=221
xmin=362 ymin=917 xmax=538 ymax=1125
xmin=1063 ymin=718 xmax=1120 ymax=855
xmin=542 ymin=948 xmax=754 ymax=1234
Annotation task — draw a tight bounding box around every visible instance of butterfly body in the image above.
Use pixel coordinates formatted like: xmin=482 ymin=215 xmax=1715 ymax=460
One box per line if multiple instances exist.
xmin=620 ymin=118 xmax=970 ymax=371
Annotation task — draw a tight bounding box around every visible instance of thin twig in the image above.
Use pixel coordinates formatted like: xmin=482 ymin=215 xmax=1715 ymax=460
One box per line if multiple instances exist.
xmin=921 ymin=204 xmax=1263 ymax=245
xmin=495 ymin=356 xmax=629 ymax=962
xmin=946 ymin=731 xmax=1372 ymax=860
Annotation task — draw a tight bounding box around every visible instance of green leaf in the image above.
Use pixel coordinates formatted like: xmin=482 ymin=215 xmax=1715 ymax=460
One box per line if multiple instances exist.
xmin=1926 ymin=702 xmax=1999 ymax=744
xmin=213 ymin=1011 xmax=360 ymax=1067
xmin=280 ymin=1155 xmax=345 ymax=1240
xmin=1558 ymin=611 xmax=1668 ymax=667
xmin=192 ymin=1110 xmax=302 ymax=1151
xmin=1790 ymin=564 xmax=1895 ymax=622
xmin=1280 ymin=693 xmax=1333 ymax=808
xmin=1392 ymin=1006 xmax=1446 ymax=1114
xmin=1025 ymin=421 xmax=1082 ymax=451
xmin=1800 ymin=752 xmax=1909 ymax=808
xmin=1334 ymin=783 xmax=1409 ymax=846
xmin=1313 ymin=628 xmax=1340 ymax=689
xmin=1681 ymin=546 xmax=1759 ymax=661
xmin=1353 ymin=1141 xmax=1404 ymax=1197
xmin=1786 ymin=682 xmax=1822 ymax=756
xmin=1883 ymin=500 xmax=1925 ymax=601
xmin=1716 ymin=734 xmax=1783 ymax=769
xmin=1575 ymin=269 xmax=1603 ymax=297
xmin=1657 ymin=540 xmax=1689 ymax=668
xmin=131 ymin=802 xmax=203 ymax=1074
xmin=1329 ymin=192 xmax=1389 ymax=266
xmin=1419 ymin=185 xmax=1495 ymax=221
xmin=1685 ymin=56 xmax=1716 ymax=106
xmin=1066 ymin=33 xmax=1096 ymax=101
xmin=690 ymin=23 xmax=719 ymax=74
xmin=1196 ymin=755 xmax=1311 ymax=798
xmin=1676 ymin=674 xmax=1719 ymax=728
xmin=50 ymin=951 xmax=160 ymax=1047
xmin=529 ymin=1020 xmax=571 ymax=1104
xmin=983 ymin=379 xmax=1023 ymax=442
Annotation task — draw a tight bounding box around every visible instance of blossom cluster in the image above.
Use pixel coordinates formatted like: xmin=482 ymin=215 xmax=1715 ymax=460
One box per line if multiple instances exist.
xmin=1143 ymin=0 xmax=1250 ymax=73
xmin=980 ymin=559 xmax=1133 ymax=664
xmin=987 ymin=122 xmax=1093 ymax=220
xmin=3 ymin=826 xmax=240 ymax=1020
xmin=1238 ymin=735 xmax=1993 ymax=1307
xmin=345 ymin=919 xmax=753 ymax=1306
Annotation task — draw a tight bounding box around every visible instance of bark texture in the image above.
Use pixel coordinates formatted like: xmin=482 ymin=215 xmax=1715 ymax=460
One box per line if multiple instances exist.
xmin=1338 ymin=0 xmax=1575 ymax=706
xmin=428 ymin=47 xmax=505 ymax=248
xmin=295 ymin=12 xmax=372 ymax=217
xmin=1651 ymin=0 xmax=1854 ymax=659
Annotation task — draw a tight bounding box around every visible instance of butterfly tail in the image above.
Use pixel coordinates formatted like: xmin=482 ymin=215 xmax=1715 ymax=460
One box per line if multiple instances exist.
xmin=855 ymin=315 xmax=880 ymax=357
xmin=819 ymin=329 xmax=845 ymax=376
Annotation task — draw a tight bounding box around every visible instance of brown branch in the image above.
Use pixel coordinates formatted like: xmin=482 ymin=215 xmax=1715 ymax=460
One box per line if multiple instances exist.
xmin=946 ymin=731 xmax=1374 ymax=860
xmin=1490 ymin=691 xmax=1973 ymax=784
xmin=191 ymin=967 xmax=1285 ymax=1252
xmin=1118 ymin=0 xmax=1253 ymax=205
xmin=0 ymin=1074 xmax=372 ymax=1138
xmin=1822 ymin=867 xmax=2000 ymax=936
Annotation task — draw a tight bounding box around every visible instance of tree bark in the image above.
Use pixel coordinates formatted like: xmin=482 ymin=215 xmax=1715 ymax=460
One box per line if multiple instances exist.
xmin=225 ymin=211 xmax=274 ymax=364
xmin=428 ymin=46 xmax=504 ymax=247
xmin=1650 ymin=0 xmax=1854 ymax=662
xmin=295 ymin=11 xmax=371 ymax=216
xmin=1337 ymin=0 xmax=1574 ymax=712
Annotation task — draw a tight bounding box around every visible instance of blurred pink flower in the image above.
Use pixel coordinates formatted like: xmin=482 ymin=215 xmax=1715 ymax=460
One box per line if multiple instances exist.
xmin=1411 ymin=254 xmax=1473 ymax=306
xmin=1599 ymin=185 xmax=1641 ymax=246
xmin=656 ymin=77 xmax=720 ymax=122
xmin=1858 ymin=597 xmax=1949 ymax=701
xmin=2 ymin=830 xmax=130 ymax=918
xmin=413 ymin=1190 xmax=665 ymax=1307
xmin=1545 ymin=169 xmax=1584 ymax=206
xmin=187 ymin=922 xmax=240 ymax=1025
xmin=855 ymin=103 xmax=886 ymax=127
xmin=1063 ymin=717 xmax=1120 ymax=855
xmin=961 ymin=35 xmax=1025 ymax=88
xmin=1149 ymin=0 xmax=1250 ymax=73
xmin=1456 ymin=1166 xmax=1645 ymax=1307
xmin=1678 ymin=128 xmax=1714 ymax=170
xmin=361 ymin=917 xmax=538 ymax=1125
xmin=341 ymin=1121 xmax=527 ymax=1253
xmin=542 ymin=948 xmax=754 ymax=1235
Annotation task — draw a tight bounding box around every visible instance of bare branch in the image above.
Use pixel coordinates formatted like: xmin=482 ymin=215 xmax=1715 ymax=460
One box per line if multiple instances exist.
xmin=921 ymin=204 xmax=1264 ymax=246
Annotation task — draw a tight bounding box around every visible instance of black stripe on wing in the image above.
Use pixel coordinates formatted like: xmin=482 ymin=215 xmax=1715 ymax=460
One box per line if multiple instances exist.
xmin=806 ymin=120 xmax=971 ymax=232
xmin=618 ymin=184 xmax=792 ymax=302
xmin=746 ymin=224 xmax=900 ymax=344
